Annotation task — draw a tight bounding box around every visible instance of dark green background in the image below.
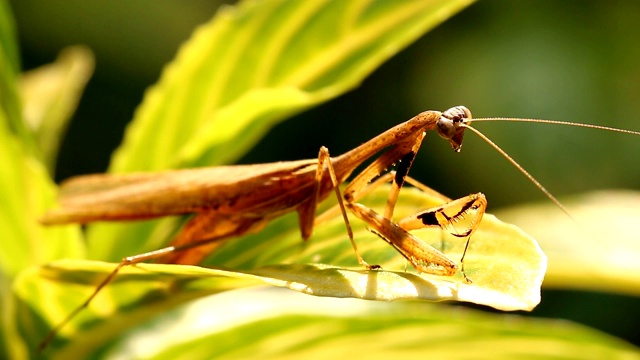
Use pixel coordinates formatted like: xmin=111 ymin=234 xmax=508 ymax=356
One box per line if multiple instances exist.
xmin=10 ymin=0 xmax=640 ymax=348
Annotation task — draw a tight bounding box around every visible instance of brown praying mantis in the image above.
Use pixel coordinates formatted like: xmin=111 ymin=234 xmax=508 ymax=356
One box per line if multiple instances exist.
xmin=39 ymin=105 xmax=640 ymax=350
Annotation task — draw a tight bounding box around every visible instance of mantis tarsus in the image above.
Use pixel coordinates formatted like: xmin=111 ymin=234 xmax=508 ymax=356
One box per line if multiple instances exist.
xmin=39 ymin=105 xmax=640 ymax=350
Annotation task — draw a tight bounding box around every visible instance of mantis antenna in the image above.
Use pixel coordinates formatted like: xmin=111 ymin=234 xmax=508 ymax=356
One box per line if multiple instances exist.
xmin=462 ymin=116 xmax=640 ymax=220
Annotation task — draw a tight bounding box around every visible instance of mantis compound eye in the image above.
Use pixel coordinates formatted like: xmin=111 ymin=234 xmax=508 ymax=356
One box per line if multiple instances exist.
xmin=436 ymin=115 xmax=456 ymax=139
xmin=443 ymin=105 xmax=472 ymax=124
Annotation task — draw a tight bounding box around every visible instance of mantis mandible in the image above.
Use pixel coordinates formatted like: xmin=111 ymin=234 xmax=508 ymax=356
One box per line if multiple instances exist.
xmin=39 ymin=105 xmax=640 ymax=350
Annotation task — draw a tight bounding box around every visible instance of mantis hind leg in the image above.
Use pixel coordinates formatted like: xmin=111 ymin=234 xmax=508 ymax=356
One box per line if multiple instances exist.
xmin=162 ymin=211 xmax=268 ymax=264
xmin=297 ymin=146 xmax=379 ymax=270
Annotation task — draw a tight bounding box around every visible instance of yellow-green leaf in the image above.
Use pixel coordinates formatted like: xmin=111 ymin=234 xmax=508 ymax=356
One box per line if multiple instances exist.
xmin=0 ymin=40 xmax=86 ymax=359
xmin=15 ymin=185 xmax=546 ymax=356
xmin=17 ymin=276 xmax=635 ymax=359
xmin=0 ymin=106 xmax=83 ymax=279
xmin=104 ymin=289 xmax=640 ymax=359
xmin=206 ymin=186 xmax=547 ymax=309
xmin=0 ymin=0 xmax=27 ymax=145
xmin=110 ymin=0 xmax=475 ymax=172
xmin=19 ymin=46 xmax=94 ymax=172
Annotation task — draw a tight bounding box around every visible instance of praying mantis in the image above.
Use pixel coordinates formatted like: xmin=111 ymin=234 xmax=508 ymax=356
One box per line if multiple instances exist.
xmin=41 ymin=106 xmax=484 ymax=275
xmin=39 ymin=105 xmax=640 ymax=349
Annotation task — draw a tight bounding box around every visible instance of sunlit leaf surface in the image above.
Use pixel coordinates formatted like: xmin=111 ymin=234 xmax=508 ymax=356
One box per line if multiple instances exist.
xmin=20 ymin=286 xmax=637 ymax=359
xmin=15 ymin=186 xmax=546 ymax=357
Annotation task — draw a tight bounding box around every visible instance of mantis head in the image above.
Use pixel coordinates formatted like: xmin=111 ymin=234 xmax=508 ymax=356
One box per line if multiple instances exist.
xmin=436 ymin=105 xmax=472 ymax=152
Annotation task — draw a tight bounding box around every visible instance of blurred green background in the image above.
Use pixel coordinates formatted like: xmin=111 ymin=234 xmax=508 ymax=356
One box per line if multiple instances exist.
xmin=10 ymin=0 xmax=639 ymax=347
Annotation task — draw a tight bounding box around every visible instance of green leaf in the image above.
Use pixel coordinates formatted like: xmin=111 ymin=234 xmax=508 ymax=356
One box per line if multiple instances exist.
xmin=15 ymin=185 xmax=546 ymax=356
xmin=0 ymin=76 xmax=84 ymax=360
xmin=205 ymin=185 xmax=547 ymax=309
xmin=0 ymin=102 xmax=83 ymax=279
xmin=20 ymin=46 xmax=95 ymax=172
xmin=0 ymin=0 xmax=24 ymax=141
xmin=0 ymin=7 xmax=86 ymax=280
xmin=85 ymin=0 xmax=476 ymax=261
xmin=110 ymin=0 xmax=475 ymax=172
xmin=0 ymin=22 xmax=85 ymax=359
xmin=494 ymin=190 xmax=640 ymax=296
xmin=17 ymin=279 xmax=635 ymax=359
xmin=103 ymin=289 xmax=639 ymax=359
xmin=1 ymin=275 xmax=29 ymax=360
xmin=0 ymin=0 xmax=19 ymax=75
